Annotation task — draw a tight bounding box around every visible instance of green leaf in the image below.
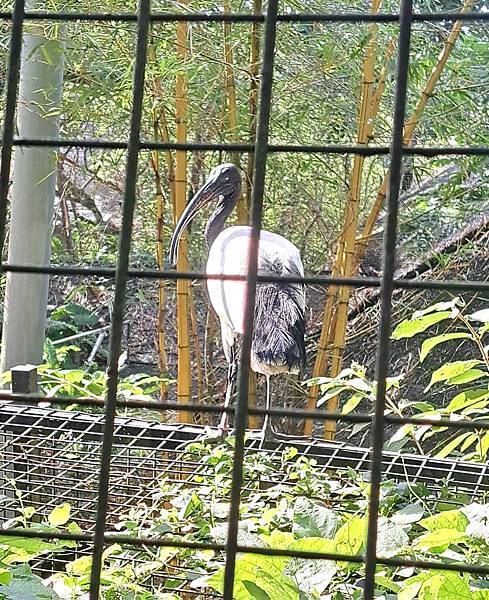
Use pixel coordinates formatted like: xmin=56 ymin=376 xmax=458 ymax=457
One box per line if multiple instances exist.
xmin=376 ymin=518 xmax=409 ymax=558
xmin=391 ymin=312 xmax=454 ymax=340
xmin=419 ymin=509 xmax=469 ymax=533
xmin=425 ymin=360 xmax=480 ymax=392
xmin=334 ymin=516 xmax=366 ymax=559
xmin=48 ymin=503 xmax=71 ymax=527
xmin=447 ymin=389 xmax=489 ymax=413
xmin=435 ymin=433 xmax=473 ymax=459
xmin=341 ymin=394 xmax=363 ymax=414
xmin=286 ymin=538 xmax=336 ymax=596
xmin=0 ymin=565 xmax=61 ymax=599
xmin=469 ymin=309 xmax=489 ymax=323
xmin=292 ymin=497 xmax=340 ymax=539
xmin=419 ymin=333 xmax=471 ymax=363
xmin=391 ymin=503 xmax=425 ymax=525
xmin=419 ymin=571 xmax=470 ymax=600
xmin=448 ymin=369 xmax=488 ymax=385
xmin=414 ymin=528 xmax=467 ymax=553
xmin=206 ymin=555 xmax=298 ymax=600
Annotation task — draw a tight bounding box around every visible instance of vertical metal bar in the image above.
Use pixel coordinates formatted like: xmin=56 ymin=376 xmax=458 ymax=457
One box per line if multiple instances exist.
xmin=0 ymin=0 xmax=24 ymax=257
xmin=222 ymin=0 xmax=279 ymax=597
xmin=363 ymin=1 xmax=413 ymax=598
xmin=88 ymin=0 xmax=151 ymax=597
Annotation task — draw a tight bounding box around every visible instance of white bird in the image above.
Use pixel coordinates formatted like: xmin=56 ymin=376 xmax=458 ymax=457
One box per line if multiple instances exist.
xmin=169 ymin=163 xmax=306 ymax=438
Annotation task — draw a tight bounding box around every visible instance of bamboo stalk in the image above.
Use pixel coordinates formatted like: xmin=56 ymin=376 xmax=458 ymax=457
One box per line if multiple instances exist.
xmin=355 ymin=0 xmax=476 ymax=263
xmin=245 ymin=0 xmax=262 ymax=212
xmin=188 ymin=286 xmax=203 ymax=405
xmin=175 ymin=5 xmax=192 ymax=422
xmin=148 ymin=41 xmax=169 ymax=405
xmin=305 ymin=0 xmax=382 ymax=437
xmin=223 ymin=1 xmax=247 ymax=223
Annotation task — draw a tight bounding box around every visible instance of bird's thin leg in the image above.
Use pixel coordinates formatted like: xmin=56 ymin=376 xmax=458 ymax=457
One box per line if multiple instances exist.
xmin=219 ymin=345 xmax=237 ymax=433
xmin=261 ymin=374 xmax=272 ymax=442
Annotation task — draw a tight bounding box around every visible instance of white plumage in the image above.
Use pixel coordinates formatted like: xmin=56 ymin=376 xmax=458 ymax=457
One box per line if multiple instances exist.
xmin=169 ymin=164 xmax=306 ymax=438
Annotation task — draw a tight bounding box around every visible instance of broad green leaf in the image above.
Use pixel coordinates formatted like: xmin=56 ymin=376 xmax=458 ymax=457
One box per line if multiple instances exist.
xmin=286 ymin=538 xmax=336 ymax=596
xmin=419 ymin=509 xmax=469 ymax=533
xmin=206 ymin=554 xmax=297 ymax=600
xmin=375 ymin=575 xmax=401 ymax=593
xmin=334 ymin=516 xmax=366 ymax=559
xmin=0 ymin=565 xmax=61 ymax=600
xmin=474 ymin=591 xmax=489 ymax=599
xmin=391 ymin=502 xmax=425 ymax=525
xmin=419 ymin=571 xmax=470 ymax=600
xmin=292 ymin=497 xmax=340 ymax=539
xmin=48 ymin=503 xmax=71 ymax=527
xmin=419 ymin=332 xmax=471 ymax=363
xmin=414 ymin=528 xmax=467 ymax=552
xmin=391 ymin=312 xmax=454 ymax=340
xmin=377 ymin=517 xmax=409 ymax=557
xmin=424 ymin=360 xmax=480 ymax=392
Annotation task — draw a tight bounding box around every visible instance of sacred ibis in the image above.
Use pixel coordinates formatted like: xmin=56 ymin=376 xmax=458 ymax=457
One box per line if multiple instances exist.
xmin=168 ymin=163 xmax=306 ymax=438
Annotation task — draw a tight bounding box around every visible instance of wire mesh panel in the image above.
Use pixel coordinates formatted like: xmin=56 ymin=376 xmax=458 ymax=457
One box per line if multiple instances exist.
xmin=0 ymin=1 xmax=489 ymax=599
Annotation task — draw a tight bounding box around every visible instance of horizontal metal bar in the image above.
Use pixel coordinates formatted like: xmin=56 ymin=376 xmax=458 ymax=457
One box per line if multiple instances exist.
xmin=0 ymin=10 xmax=487 ymax=24
xmin=2 ymin=263 xmax=489 ymax=293
xmin=9 ymin=138 xmax=489 ymax=156
xmin=2 ymin=396 xmax=489 ymax=433
xmin=2 ymin=527 xmax=489 ymax=578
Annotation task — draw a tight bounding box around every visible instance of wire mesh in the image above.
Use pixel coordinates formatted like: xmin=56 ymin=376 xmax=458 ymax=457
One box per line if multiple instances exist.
xmin=0 ymin=1 xmax=489 ymax=599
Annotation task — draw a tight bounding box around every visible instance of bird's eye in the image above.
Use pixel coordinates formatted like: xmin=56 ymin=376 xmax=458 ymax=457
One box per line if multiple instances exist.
xmin=224 ymin=176 xmax=230 ymax=182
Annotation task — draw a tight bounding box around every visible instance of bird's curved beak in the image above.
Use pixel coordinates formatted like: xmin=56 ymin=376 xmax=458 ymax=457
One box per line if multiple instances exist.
xmin=167 ymin=179 xmax=217 ymax=266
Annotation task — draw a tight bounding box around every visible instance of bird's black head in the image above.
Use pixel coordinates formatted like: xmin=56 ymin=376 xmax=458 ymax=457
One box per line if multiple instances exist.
xmin=168 ymin=163 xmax=241 ymax=265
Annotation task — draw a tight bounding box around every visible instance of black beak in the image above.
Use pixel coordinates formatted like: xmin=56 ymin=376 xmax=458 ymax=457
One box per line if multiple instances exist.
xmin=167 ymin=180 xmax=216 ymax=266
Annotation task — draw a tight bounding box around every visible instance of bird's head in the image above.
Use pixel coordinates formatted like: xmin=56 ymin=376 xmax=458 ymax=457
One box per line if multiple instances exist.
xmin=168 ymin=163 xmax=241 ymax=266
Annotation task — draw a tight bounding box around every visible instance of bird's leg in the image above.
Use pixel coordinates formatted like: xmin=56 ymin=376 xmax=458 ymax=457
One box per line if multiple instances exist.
xmin=261 ymin=375 xmax=272 ymax=443
xmin=219 ymin=345 xmax=237 ymax=434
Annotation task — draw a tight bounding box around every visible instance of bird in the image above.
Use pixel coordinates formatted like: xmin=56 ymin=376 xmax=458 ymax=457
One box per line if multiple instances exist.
xmin=168 ymin=163 xmax=306 ymax=439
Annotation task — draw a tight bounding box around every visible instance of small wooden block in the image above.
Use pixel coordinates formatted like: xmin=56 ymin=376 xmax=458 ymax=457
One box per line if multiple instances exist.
xmin=11 ymin=364 xmax=38 ymax=394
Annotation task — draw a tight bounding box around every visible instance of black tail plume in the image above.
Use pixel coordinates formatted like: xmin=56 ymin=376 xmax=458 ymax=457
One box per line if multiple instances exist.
xmin=252 ymin=257 xmax=306 ymax=374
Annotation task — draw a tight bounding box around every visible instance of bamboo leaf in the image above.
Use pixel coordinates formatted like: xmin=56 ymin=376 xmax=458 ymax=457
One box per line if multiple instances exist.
xmin=419 ymin=332 xmax=471 ymax=363
xmin=392 ymin=312 xmax=455 ymax=340
xmin=425 ymin=360 xmax=480 ymax=392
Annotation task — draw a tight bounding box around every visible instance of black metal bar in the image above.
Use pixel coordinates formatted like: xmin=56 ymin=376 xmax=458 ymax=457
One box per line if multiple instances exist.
xmin=0 ymin=0 xmax=24 ymax=256
xmin=4 ymin=395 xmax=489 ymax=433
xmin=88 ymin=0 xmax=150 ymax=596
xmin=2 ymin=262 xmax=489 ymax=294
xmin=364 ymin=1 xmax=413 ymax=598
xmin=0 ymin=9 xmax=487 ymax=23
xmin=8 ymin=137 xmax=489 ymax=156
xmin=222 ymin=0 xmax=278 ymax=597
xmin=3 ymin=526 xmax=489 ymax=579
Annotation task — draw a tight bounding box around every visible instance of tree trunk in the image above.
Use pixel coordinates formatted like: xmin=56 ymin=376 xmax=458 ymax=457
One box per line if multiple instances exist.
xmin=1 ymin=10 xmax=64 ymax=374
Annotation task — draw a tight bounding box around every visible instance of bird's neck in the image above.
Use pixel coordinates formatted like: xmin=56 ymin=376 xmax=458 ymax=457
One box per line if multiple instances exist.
xmin=204 ymin=192 xmax=238 ymax=247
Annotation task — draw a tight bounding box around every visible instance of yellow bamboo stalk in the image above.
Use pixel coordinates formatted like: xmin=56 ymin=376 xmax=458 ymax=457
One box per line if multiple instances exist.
xmin=245 ymin=0 xmax=262 ymax=211
xmin=305 ymin=0 xmax=382 ymax=437
xmin=223 ymin=1 xmax=247 ymax=223
xmin=148 ymin=41 xmax=169 ymax=406
xmin=355 ymin=0 xmax=476 ymax=264
xmin=188 ymin=287 xmax=203 ymax=405
xmin=175 ymin=6 xmax=192 ymax=422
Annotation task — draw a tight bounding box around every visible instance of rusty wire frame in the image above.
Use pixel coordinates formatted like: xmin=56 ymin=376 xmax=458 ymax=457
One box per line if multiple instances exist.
xmin=1 ymin=0 xmax=489 ymax=598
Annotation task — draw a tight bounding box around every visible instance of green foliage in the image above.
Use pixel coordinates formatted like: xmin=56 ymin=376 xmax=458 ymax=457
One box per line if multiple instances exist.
xmin=315 ymin=296 xmax=489 ymax=460
xmin=4 ymin=440 xmax=489 ymax=598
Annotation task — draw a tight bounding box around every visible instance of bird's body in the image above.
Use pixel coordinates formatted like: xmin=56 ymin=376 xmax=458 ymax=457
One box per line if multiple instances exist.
xmin=169 ymin=164 xmax=306 ymax=438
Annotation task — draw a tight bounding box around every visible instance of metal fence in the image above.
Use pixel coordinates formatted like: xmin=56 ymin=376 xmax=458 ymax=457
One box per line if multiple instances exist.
xmin=1 ymin=1 xmax=489 ymax=599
